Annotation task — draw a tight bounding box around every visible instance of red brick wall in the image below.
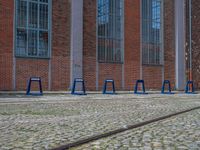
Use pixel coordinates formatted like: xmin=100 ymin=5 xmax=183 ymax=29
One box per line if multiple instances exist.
xmin=142 ymin=66 xmax=163 ymax=89
xmin=189 ymin=0 xmax=200 ymax=89
xmin=98 ymin=63 xmax=122 ymax=90
xmin=164 ymin=0 xmax=175 ymax=89
xmin=185 ymin=0 xmax=190 ymax=83
xmin=0 ymin=0 xmax=178 ymax=91
xmin=83 ymin=0 xmax=142 ymax=91
xmin=14 ymin=0 xmax=71 ymax=91
xmin=51 ymin=0 xmax=71 ymax=90
xmin=0 ymin=0 xmax=14 ymax=90
xmin=15 ymin=58 xmax=49 ymax=90
xmin=141 ymin=0 xmax=176 ymax=90
xmin=83 ymin=0 xmax=97 ymax=90
xmin=124 ymin=0 xmax=141 ymax=90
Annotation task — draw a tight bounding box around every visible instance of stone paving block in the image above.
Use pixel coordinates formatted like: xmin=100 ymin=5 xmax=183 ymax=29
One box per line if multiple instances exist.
xmin=74 ymin=109 xmax=200 ymax=150
xmin=0 ymin=94 xmax=200 ymax=149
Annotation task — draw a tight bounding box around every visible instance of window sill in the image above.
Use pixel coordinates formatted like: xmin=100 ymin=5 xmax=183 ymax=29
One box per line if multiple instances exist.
xmin=98 ymin=61 xmax=124 ymax=64
xmin=142 ymin=63 xmax=163 ymax=67
xmin=15 ymin=55 xmax=50 ymax=60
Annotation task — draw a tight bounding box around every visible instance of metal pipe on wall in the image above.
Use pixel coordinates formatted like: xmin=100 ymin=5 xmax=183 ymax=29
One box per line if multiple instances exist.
xmin=189 ymin=0 xmax=192 ymax=81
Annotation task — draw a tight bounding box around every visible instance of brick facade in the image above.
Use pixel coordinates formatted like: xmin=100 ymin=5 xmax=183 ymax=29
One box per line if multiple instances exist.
xmin=15 ymin=58 xmax=49 ymax=90
xmin=51 ymin=0 xmax=71 ymax=91
xmin=124 ymin=0 xmax=141 ymax=90
xmin=0 ymin=0 xmax=199 ymax=91
xmin=0 ymin=0 xmax=14 ymax=90
xmin=141 ymin=0 xmax=176 ymax=90
xmin=83 ymin=0 xmax=97 ymax=91
xmin=163 ymin=0 xmax=176 ymax=89
xmin=98 ymin=63 xmax=123 ymax=90
xmin=0 ymin=0 xmax=71 ymax=91
xmin=186 ymin=0 xmax=200 ymax=89
xmin=142 ymin=66 xmax=163 ymax=89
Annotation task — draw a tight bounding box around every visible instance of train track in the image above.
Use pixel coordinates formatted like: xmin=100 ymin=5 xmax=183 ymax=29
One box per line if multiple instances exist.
xmin=52 ymin=106 xmax=200 ymax=150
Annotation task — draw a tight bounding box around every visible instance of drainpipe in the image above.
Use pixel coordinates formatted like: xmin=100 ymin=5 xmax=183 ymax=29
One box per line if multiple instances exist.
xmin=189 ymin=0 xmax=192 ymax=81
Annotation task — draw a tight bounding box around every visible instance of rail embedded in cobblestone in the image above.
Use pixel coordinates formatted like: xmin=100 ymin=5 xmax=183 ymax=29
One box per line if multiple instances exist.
xmin=52 ymin=106 xmax=200 ymax=150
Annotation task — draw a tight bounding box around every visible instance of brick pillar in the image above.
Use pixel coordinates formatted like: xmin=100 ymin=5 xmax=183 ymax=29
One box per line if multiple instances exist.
xmin=0 ymin=0 xmax=14 ymax=90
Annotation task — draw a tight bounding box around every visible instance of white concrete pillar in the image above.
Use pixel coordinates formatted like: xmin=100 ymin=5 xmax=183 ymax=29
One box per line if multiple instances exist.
xmin=175 ymin=0 xmax=186 ymax=90
xmin=70 ymin=0 xmax=83 ymax=88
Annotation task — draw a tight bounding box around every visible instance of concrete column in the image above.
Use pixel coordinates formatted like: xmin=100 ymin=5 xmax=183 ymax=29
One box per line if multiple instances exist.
xmin=175 ymin=0 xmax=186 ymax=90
xmin=70 ymin=0 xmax=83 ymax=87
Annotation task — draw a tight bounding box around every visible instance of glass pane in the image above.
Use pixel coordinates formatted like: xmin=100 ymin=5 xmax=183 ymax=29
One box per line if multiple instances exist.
xmin=39 ymin=4 xmax=48 ymax=29
xmin=17 ymin=0 xmax=27 ymax=27
xmin=115 ymin=40 xmax=121 ymax=62
xmin=29 ymin=2 xmax=38 ymax=28
xmin=16 ymin=28 xmax=27 ymax=56
xmin=98 ymin=0 xmax=122 ymax=62
xmin=28 ymin=30 xmax=38 ymax=56
xmin=142 ymin=0 xmax=162 ymax=65
xmin=142 ymin=45 xmax=149 ymax=64
xmin=15 ymin=0 xmax=50 ymax=58
xmin=39 ymin=31 xmax=48 ymax=57
xmin=40 ymin=0 xmax=48 ymax=3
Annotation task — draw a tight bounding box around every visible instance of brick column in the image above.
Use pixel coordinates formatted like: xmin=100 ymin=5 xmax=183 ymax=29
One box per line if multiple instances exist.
xmin=0 ymin=0 xmax=14 ymax=90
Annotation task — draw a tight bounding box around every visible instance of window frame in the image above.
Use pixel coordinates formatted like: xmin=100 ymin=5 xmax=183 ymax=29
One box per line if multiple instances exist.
xmin=14 ymin=0 xmax=52 ymax=59
xmin=97 ymin=0 xmax=124 ymax=64
xmin=141 ymin=0 xmax=164 ymax=65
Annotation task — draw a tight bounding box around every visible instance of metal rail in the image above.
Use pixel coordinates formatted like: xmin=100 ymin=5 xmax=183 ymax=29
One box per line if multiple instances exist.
xmin=52 ymin=106 xmax=200 ymax=150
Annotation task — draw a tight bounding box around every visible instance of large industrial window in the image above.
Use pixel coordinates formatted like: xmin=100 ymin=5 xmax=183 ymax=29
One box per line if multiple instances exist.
xmin=142 ymin=0 xmax=163 ymax=65
xmin=15 ymin=0 xmax=51 ymax=58
xmin=98 ymin=0 xmax=123 ymax=63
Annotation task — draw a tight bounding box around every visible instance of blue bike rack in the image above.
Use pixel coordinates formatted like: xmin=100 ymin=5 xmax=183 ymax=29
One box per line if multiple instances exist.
xmin=103 ymin=79 xmax=116 ymax=94
xmin=161 ymin=80 xmax=174 ymax=94
xmin=134 ymin=80 xmax=148 ymax=94
xmin=185 ymin=80 xmax=195 ymax=94
xmin=26 ymin=77 xmax=43 ymax=96
xmin=71 ymin=78 xmax=86 ymax=95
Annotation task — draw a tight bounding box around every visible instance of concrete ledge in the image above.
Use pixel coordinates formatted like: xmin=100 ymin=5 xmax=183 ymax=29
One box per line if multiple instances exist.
xmin=0 ymin=90 xmax=195 ymax=96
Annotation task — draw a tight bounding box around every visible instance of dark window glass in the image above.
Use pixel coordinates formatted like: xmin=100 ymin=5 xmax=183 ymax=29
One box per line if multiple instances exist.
xmin=142 ymin=0 xmax=163 ymax=65
xmin=98 ymin=0 xmax=123 ymax=63
xmin=15 ymin=0 xmax=50 ymax=58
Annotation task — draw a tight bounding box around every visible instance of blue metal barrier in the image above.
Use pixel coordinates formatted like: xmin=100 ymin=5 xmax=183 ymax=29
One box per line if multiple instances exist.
xmin=134 ymin=80 xmax=148 ymax=94
xmin=71 ymin=78 xmax=86 ymax=95
xmin=103 ymin=79 xmax=116 ymax=94
xmin=26 ymin=77 xmax=43 ymax=96
xmin=185 ymin=80 xmax=195 ymax=94
xmin=161 ymin=80 xmax=174 ymax=94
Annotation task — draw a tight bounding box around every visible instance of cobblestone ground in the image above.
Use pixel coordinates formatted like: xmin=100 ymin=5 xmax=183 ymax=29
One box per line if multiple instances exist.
xmin=0 ymin=94 xmax=200 ymax=149
xmin=74 ymin=109 xmax=200 ymax=150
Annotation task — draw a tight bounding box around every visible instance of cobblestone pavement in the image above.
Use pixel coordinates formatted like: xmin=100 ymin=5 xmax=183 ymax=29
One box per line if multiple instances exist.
xmin=73 ymin=109 xmax=200 ymax=150
xmin=0 ymin=94 xmax=200 ymax=149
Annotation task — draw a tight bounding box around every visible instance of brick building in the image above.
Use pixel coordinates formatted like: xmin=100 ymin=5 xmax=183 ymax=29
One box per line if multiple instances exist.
xmin=0 ymin=0 xmax=199 ymax=91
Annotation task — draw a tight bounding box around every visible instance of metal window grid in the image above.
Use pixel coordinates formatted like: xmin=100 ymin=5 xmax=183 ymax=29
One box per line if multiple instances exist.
xmin=15 ymin=0 xmax=51 ymax=58
xmin=142 ymin=0 xmax=163 ymax=65
xmin=97 ymin=0 xmax=124 ymax=63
